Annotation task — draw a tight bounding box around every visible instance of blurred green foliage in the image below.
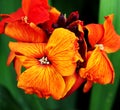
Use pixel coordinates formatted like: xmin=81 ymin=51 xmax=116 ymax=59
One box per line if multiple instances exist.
xmin=0 ymin=0 xmax=120 ymax=110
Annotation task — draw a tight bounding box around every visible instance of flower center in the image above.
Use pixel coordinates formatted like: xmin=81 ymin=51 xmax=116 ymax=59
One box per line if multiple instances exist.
xmin=21 ymin=16 xmax=29 ymax=23
xmin=39 ymin=56 xmax=50 ymax=65
xmin=95 ymin=44 xmax=104 ymax=50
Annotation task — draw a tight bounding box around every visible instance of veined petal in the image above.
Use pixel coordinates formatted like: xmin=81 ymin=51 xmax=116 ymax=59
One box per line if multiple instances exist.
xmin=100 ymin=14 xmax=120 ymax=53
xmin=45 ymin=28 xmax=83 ymax=76
xmin=15 ymin=55 xmax=40 ymax=68
xmin=9 ymin=42 xmax=46 ymax=58
xmin=17 ymin=65 xmax=65 ymax=100
xmin=80 ymin=46 xmax=114 ymax=84
xmin=85 ymin=24 xmax=104 ymax=47
xmin=5 ymin=21 xmax=47 ymax=42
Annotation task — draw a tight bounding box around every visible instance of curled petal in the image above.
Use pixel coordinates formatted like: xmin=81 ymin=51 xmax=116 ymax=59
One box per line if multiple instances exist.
xmin=5 ymin=21 xmax=47 ymax=42
xmin=14 ymin=58 xmax=22 ymax=77
xmin=85 ymin=24 xmax=104 ymax=47
xmin=17 ymin=65 xmax=65 ymax=100
xmin=83 ymin=80 xmax=93 ymax=93
xmin=7 ymin=51 xmax=16 ymax=66
xmin=63 ymin=74 xmax=85 ymax=98
xmin=80 ymin=46 xmax=114 ymax=84
xmin=100 ymin=14 xmax=120 ymax=53
xmin=62 ymin=74 xmax=77 ymax=98
xmin=46 ymin=28 xmax=83 ymax=76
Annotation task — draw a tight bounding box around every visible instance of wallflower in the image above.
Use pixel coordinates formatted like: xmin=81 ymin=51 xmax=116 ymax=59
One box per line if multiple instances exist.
xmin=8 ymin=28 xmax=83 ymax=99
xmin=6 ymin=11 xmax=85 ymax=98
xmin=1 ymin=0 xmax=119 ymax=97
xmin=79 ymin=14 xmax=120 ymax=92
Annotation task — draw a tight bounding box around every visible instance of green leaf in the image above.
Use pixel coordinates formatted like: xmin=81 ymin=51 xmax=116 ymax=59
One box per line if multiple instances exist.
xmin=48 ymin=0 xmax=52 ymax=5
xmin=52 ymin=0 xmax=84 ymax=15
xmin=0 ymin=85 xmax=22 ymax=110
xmin=89 ymin=0 xmax=120 ymax=110
xmin=38 ymin=92 xmax=77 ymax=110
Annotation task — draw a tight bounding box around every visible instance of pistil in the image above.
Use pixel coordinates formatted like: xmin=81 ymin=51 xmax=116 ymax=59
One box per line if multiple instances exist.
xmin=39 ymin=56 xmax=50 ymax=65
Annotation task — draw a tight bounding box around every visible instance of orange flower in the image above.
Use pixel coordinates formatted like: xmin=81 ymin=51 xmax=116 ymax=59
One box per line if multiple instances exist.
xmin=79 ymin=14 xmax=120 ymax=92
xmin=8 ymin=28 xmax=83 ymax=99
xmin=85 ymin=14 xmax=120 ymax=53
xmin=80 ymin=46 xmax=115 ymax=92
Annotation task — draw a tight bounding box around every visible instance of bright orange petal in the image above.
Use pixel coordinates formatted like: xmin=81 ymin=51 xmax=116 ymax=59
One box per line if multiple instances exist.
xmin=85 ymin=24 xmax=104 ymax=47
xmin=16 ymin=55 xmax=40 ymax=68
xmin=7 ymin=51 xmax=16 ymax=66
xmin=45 ymin=28 xmax=83 ymax=76
xmin=17 ymin=65 xmax=65 ymax=100
xmin=14 ymin=57 xmax=22 ymax=77
xmin=80 ymin=46 xmax=114 ymax=84
xmin=99 ymin=14 xmax=120 ymax=53
xmin=62 ymin=74 xmax=77 ymax=98
xmin=63 ymin=74 xmax=85 ymax=98
xmin=9 ymin=42 xmax=46 ymax=58
xmin=5 ymin=21 xmax=47 ymax=42
xmin=83 ymin=80 xmax=93 ymax=93
xmin=7 ymin=52 xmax=23 ymax=77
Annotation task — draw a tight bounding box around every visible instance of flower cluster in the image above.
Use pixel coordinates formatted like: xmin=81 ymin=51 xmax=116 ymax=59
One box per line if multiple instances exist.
xmin=0 ymin=0 xmax=120 ymax=100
